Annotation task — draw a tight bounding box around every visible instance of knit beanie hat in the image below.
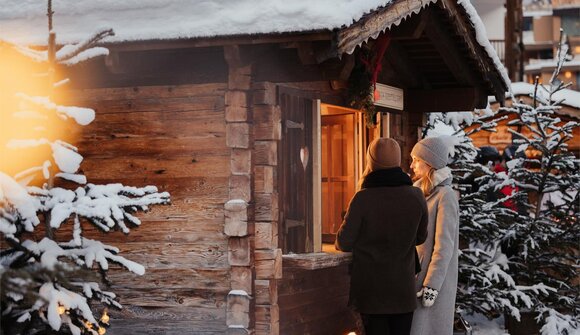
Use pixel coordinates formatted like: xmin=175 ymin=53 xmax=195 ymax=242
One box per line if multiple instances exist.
xmin=411 ymin=136 xmax=451 ymax=169
xmin=367 ymin=138 xmax=401 ymax=171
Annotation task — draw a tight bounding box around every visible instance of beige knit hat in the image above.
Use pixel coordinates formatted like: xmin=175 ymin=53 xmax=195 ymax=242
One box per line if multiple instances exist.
xmin=411 ymin=136 xmax=451 ymax=169
xmin=367 ymin=138 xmax=401 ymax=171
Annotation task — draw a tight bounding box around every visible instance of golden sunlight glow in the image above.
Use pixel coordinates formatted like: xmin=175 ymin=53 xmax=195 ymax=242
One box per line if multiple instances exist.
xmin=100 ymin=309 xmax=110 ymax=324
xmin=0 ymin=41 xmax=76 ymax=182
xmin=564 ymin=71 xmax=572 ymax=79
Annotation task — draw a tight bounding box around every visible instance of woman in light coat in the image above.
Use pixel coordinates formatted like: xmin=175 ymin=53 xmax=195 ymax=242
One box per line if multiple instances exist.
xmin=409 ymin=136 xmax=460 ymax=335
xmin=336 ymin=138 xmax=428 ymax=335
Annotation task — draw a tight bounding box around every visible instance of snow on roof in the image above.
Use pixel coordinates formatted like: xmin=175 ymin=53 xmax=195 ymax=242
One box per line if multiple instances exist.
xmin=511 ymin=82 xmax=580 ymax=109
xmin=525 ymin=55 xmax=580 ymax=72
xmin=489 ymin=82 xmax=580 ymax=110
xmin=0 ymin=0 xmax=509 ymax=89
xmin=0 ymin=0 xmax=391 ymax=45
xmin=457 ymin=0 xmax=511 ymax=90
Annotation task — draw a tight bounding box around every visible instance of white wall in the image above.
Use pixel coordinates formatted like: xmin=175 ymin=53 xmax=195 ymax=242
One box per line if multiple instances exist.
xmin=471 ymin=0 xmax=506 ymax=40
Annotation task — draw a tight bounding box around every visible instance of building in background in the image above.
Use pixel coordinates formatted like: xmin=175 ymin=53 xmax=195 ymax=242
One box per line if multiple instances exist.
xmin=472 ymin=0 xmax=580 ymax=88
xmin=522 ymin=0 xmax=580 ymax=89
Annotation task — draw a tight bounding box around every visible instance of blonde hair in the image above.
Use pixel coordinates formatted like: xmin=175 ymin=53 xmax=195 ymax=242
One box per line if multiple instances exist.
xmin=420 ymin=168 xmax=437 ymax=196
xmin=357 ymin=164 xmax=372 ymax=191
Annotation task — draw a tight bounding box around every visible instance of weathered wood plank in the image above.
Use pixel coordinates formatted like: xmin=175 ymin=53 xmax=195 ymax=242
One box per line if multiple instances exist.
xmin=231 ymin=266 xmax=253 ymax=294
xmin=255 ymin=279 xmax=278 ymax=305
xmin=255 ymin=249 xmax=282 ymax=279
xmin=54 ymin=219 xmax=225 ymax=244
xmin=108 ymin=305 xmax=223 ymax=322
xmin=255 ymin=193 xmax=278 ymax=221
xmin=254 ymin=166 xmax=275 ymax=194
xmin=81 ymin=155 xmax=230 ymax=179
xmin=113 ymin=241 xmax=229 ymax=269
xmin=228 ymin=237 xmax=251 ymax=266
xmin=112 ymin=287 xmax=228 ymax=308
xmin=79 ymin=136 xmax=227 ymax=158
xmin=78 ymin=95 xmax=225 ymax=114
xmin=81 ymin=110 xmax=226 ymax=137
xmin=255 ymin=221 xmax=277 ymax=250
xmin=108 ymin=319 xmax=226 ymax=335
xmin=65 ymin=83 xmax=227 ymax=102
xmin=254 ymin=141 xmax=277 ymax=166
xmin=107 ymin=268 xmax=230 ymax=290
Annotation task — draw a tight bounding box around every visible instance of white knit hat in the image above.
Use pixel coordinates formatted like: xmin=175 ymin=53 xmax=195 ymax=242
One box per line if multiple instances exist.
xmin=411 ymin=136 xmax=451 ymax=169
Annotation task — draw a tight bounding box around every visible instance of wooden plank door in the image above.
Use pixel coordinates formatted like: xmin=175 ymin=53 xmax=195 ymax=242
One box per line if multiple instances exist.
xmin=278 ymin=88 xmax=314 ymax=253
xmin=320 ymin=114 xmax=356 ymax=243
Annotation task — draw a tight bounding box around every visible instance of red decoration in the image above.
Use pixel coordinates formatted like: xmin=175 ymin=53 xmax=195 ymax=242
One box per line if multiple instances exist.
xmin=359 ymin=32 xmax=391 ymax=91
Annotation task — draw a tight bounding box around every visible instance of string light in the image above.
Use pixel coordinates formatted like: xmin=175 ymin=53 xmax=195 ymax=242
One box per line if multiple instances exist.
xmin=100 ymin=309 xmax=110 ymax=324
xmin=85 ymin=321 xmax=93 ymax=330
xmin=98 ymin=327 xmax=107 ymax=335
xmin=57 ymin=305 xmax=66 ymax=315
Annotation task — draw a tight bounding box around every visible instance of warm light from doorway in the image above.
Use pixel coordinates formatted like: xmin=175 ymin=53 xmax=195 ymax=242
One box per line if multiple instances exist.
xmin=564 ymin=71 xmax=572 ymax=79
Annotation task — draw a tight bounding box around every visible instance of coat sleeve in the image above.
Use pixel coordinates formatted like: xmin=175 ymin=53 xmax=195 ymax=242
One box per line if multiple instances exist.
xmin=416 ymin=194 xmax=428 ymax=245
xmin=423 ymin=187 xmax=459 ymax=291
xmin=335 ymin=192 xmax=364 ymax=252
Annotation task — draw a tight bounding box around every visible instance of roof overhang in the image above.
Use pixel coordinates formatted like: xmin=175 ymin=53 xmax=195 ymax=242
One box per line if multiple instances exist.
xmin=333 ymin=0 xmax=509 ymax=106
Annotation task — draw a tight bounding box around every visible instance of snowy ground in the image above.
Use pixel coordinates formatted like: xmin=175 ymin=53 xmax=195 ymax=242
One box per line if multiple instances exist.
xmin=463 ymin=313 xmax=510 ymax=335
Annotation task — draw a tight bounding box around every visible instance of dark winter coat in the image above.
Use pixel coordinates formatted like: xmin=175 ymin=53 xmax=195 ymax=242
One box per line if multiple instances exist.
xmin=335 ymin=168 xmax=429 ymax=314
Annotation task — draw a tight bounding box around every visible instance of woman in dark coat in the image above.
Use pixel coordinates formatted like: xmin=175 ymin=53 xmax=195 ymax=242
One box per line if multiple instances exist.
xmin=335 ymin=138 xmax=428 ymax=335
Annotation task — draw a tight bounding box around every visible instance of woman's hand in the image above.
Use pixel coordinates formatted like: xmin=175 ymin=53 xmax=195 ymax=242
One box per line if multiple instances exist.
xmin=416 ymin=286 xmax=439 ymax=307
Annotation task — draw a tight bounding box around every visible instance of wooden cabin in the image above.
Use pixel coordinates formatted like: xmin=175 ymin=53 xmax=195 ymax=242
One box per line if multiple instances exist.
xmin=1 ymin=0 xmax=509 ymax=334
xmin=470 ymin=83 xmax=580 ymax=156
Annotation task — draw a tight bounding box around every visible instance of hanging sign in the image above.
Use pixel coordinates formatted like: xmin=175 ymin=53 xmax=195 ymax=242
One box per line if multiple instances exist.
xmin=373 ymin=83 xmax=404 ymax=110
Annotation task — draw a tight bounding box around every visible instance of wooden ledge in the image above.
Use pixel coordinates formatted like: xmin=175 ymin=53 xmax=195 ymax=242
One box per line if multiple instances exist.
xmin=282 ymin=251 xmax=352 ymax=270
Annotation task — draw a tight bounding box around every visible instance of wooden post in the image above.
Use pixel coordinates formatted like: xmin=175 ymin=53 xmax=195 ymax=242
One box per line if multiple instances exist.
xmin=224 ymin=44 xmax=255 ymax=334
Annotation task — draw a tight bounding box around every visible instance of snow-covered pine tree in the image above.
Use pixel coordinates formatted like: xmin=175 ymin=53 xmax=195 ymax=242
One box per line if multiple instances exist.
xmin=0 ymin=2 xmax=170 ymax=334
xmin=423 ymin=111 xmax=534 ymax=321
xmin=499 ymin=31 xmax=579 ymax=334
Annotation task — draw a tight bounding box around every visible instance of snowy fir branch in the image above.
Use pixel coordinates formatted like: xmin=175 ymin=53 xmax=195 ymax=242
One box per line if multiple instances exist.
xmin=1 ymin=16 xmax=171 ymax=335
xmin=425 ymin=40 xmax=579 ymax=332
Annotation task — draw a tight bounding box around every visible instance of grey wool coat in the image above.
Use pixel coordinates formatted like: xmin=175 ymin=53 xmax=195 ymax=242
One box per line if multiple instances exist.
xmin=410 ymin=178 xmax=460 ymax=335
xmin=335 ymin=183 xmax=428 ymax=314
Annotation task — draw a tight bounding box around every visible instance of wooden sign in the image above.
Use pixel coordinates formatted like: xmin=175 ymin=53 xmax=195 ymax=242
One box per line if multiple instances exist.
xmin=489 ymin=127 xmax=512 ymax=144
xmin=374 ymin=83 xmax=404 ymax=110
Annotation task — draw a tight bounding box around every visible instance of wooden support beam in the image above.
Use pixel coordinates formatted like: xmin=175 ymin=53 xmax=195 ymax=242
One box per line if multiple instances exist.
xmin=405 ymin=87 xmax=488 ymax=113
xmin=383 ymin=41 xmax=426 ymax=89
xmin=424 ymin=13 xmax=477 ymax=86
xmin=436 ymin=0 xmax=508 ymax=101
xmin=390 ymin=10 xmax=430 ymax=40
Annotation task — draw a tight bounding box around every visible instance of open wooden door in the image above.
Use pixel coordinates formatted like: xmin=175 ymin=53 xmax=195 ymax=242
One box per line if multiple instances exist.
xmin=278 ymin=88 xmax=314 ymax=253
xmin=320 ymin=113 xmax=356 ymax=243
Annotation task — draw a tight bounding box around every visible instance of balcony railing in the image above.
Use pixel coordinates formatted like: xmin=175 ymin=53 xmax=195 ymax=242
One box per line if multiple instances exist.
xmin=490 ymin=39 xmax=506 ymax=64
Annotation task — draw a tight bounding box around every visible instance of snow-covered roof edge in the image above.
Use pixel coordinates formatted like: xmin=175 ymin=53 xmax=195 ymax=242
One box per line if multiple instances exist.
xmin=0 ymin=0 xmax=392 ymax=46
xmin=457 ymin=0 xmax=511 ymax=91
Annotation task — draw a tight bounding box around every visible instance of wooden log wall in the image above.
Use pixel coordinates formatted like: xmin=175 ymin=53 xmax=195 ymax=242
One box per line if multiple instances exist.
xmin=278 ymin=263 xmax=358 ymax=335
xmin=64 ymin=81 xmax=231 ymax=334
xmin=251 ymin=81 xmax=283 ymax=335
xmin=223 ymin=45 xmax=255 ymax=335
